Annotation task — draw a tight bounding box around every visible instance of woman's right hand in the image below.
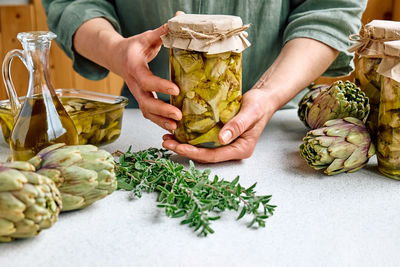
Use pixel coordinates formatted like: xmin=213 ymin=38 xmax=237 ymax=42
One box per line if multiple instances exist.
xmin=74 ymin=18 xmax=181 ymax=132
xmin=111 ymin=24 xmax=182 ymax=131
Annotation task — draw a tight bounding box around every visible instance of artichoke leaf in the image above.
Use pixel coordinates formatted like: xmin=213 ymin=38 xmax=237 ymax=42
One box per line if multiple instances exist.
xmin=203 ymin=51 xmax=231 ymax=59
xmin=12 ymin=219 xmax=39 ymax=236
xmin=0 ymin=219 xmax=15 ymax=236
xmin=182 ymin=97 xmax=208 ymax=115
xmin=205 ymin=58 xmax=229 ymax=81
xmin=0 ymin=192 xmax=26 ymax=222
xmin=220 ymin=101 xmax=241 ymax=124
xmin=178 ymin=70 xmax=206 ymax=94
xmin=186 ymin=117 xmax=216 ymax=133
xmin=0 ymin=169 xmax=27 ymax=192
xmin=189 ymin=124 xmax=222 ymax=148
xmin=173 ymin=50 xmax=203 ymax=73
xmin=195 ymin=82 xmax=229 ymax=122
xmin=61 ymin=193 xmax=85 ymax=211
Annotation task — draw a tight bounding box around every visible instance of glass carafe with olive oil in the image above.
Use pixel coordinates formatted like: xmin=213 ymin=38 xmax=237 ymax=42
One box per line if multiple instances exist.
xmin=2 ymin=31 xmax=78 ymax=160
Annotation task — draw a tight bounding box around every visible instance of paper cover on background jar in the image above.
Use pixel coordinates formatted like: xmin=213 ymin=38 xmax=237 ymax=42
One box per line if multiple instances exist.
xmin=377 ymin=40 xmax=400 ymax=82
xmin=348 ymin=20 xmax=400 ymax=57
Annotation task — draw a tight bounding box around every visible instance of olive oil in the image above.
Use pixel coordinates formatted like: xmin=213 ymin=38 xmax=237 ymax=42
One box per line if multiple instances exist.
xmin=10 ymin=94 xmax=78 ymax=161
xmin=2 ymin=31 xmax=78 ymax=161
xmin=0 ymin=93 xmax=126 ymax=146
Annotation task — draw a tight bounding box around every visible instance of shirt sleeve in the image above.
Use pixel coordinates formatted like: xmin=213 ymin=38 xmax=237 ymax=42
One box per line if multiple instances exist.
xmin=43 ymin=0 xmax=122 ymax=80
xmin=283 ymin=0 xmax=367 ymax=77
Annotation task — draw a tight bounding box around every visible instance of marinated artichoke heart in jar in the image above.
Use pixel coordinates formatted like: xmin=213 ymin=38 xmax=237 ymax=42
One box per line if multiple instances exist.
xmin=171 ymin=49 xmax=242 ymax=148
xmin=355 ymin=57 xmax=382 ymax=141
xmin=63 ymin=97 xmax=123 ymax=145
xmin=0 ymin=97 xmax=124 ymax=146
xmin=377 ymin=77 xmax=400 ymax=179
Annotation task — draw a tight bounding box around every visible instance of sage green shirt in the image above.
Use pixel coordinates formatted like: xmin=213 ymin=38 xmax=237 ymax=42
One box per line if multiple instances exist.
xmin=43 ymin=0 xmax=367 ymax=108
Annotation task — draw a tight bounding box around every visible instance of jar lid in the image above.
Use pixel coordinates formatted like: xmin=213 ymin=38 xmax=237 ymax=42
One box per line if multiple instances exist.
xmin=161 ymin=14 xmax=250 ymax=54
xmin=349 ymin=20 xmax=400 ymax=57
xmin=382 ymin=40 xmax=400 ymax=57
xmin=377 ymin=40 xmax=400 ymax=82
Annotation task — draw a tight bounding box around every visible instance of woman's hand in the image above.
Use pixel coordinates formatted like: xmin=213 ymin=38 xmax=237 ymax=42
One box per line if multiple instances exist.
xmin=111 ymin=25 xmax=182 ymax=131
xmin=74 ymin=19 xmax=182 ymax=132
xmin=162 ymin=89 xmax=276 ymax=163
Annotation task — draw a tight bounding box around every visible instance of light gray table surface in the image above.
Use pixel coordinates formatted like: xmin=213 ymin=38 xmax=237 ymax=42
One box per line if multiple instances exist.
xmin=0 ymin=109 xmax=399 ymax=267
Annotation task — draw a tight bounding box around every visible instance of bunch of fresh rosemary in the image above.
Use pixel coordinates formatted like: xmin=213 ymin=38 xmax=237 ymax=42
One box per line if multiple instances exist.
xmin=115 ymin=148 xmax=276 ymax=236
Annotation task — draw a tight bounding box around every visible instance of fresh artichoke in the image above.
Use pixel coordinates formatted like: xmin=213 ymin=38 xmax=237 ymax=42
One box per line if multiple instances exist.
xmin=28 ymin=144 xmax=117 ymax=211
xmin=0 ymin=161 xmax=62 ymax=242
xmin=300 ymin=117 xmax=375 ymax=175
xmin=306 ymin=81 xmax=370 ymax=129
xmin=298 ymin=84 xmax=329 ymax=128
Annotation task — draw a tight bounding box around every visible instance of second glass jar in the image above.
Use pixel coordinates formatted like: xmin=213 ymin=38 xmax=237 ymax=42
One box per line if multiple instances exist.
xmin=355 ymin=56 xmax=382 ymax=143
xmin=170 ymin=48 xmax=242 ymax=148
xmin=377 ymin=76 xmax=400 ymax=179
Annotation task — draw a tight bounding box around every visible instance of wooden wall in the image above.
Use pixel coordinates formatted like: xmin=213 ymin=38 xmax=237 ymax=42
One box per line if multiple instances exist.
xmin=0 ymin=0 xmax=123 ymax=100
xmin=0 ymin=0 xmax=399 ymax=100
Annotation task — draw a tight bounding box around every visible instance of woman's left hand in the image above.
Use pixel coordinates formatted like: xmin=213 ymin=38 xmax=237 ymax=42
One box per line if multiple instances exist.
xmin=162 ymin=88 xmax=276 ymax=163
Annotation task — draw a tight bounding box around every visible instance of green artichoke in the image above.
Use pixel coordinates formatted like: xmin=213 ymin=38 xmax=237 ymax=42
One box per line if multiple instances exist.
xmin=28 ymin=144 xmax=117 ymax=211
xmin=306 ymin=81 xmax=370 ymax=129
xmin=298 ymin=84 xmax=329 ymax=127
xmin=300 ymin=117 xmax=375 ymax=175
xmin=0 ymin=161 xmax=62 ymax=242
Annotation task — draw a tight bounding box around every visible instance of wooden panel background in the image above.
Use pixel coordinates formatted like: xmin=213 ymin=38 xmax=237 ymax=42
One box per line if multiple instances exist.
xmin=0 ymin=0 xmax=399 ymax=100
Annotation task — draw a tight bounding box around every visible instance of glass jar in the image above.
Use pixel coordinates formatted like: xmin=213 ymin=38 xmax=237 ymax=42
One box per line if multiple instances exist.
xmin=377 ymin=76 xmax=400 ymax=179
xmin=355 ymin=56 xmax=382 ymax=142
xmin=162 ymin=14 xmax=250 ymax=148
xmin=2 ymin=31 xmax=78 ymax=160
xmin=170 ymin=48 xmax=242 ymax=148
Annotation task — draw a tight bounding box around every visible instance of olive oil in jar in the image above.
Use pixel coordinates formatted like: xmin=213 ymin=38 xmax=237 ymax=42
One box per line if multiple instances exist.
xmin=10 ymin=95 xmax=78 ymax=161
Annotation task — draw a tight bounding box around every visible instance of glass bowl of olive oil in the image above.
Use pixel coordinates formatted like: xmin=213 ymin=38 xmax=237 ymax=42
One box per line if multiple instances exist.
xmin=0 ymin=89 xmax=129 ymax=146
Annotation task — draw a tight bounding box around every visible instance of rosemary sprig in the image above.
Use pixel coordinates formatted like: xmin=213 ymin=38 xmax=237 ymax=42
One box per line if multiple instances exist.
xmin=114 ymin=148 xmax=276 ymax=236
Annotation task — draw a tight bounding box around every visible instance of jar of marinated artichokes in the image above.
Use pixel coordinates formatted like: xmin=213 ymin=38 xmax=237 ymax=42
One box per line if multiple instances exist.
xmin=161 ymin=14 xmax=250 ymax=148
xmin=376 ymin=40 xmax=400 ymax=179
xmin=349 ymin=20 xmax=400 ymax=143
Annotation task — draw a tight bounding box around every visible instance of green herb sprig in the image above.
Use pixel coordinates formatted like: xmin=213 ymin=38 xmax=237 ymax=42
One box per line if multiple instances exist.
xmin=115 ymin=148 xmax=276 ymax=236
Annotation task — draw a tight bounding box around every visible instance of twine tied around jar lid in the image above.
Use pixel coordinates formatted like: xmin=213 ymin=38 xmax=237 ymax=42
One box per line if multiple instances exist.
xmin=171 ymin=24 xmax=250 ymax=46
xmin=348 ymin=20 xmax=400 ymax=55
xmin=161 ymin=14 xmax=251 ymax=54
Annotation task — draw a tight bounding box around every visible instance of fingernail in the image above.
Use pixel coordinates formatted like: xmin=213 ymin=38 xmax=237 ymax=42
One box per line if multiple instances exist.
xmin=165 ymin=142 xmax=176 ymax=150
xmin=164 ymin=122 xmax=175 ymax=130
xmin=168 ymin=113 xmax=178 ymax=120
xmin=221 ymin=130 xmax=232 ymax=144
xmin=168 ymin=88 xmax=178 ymax=95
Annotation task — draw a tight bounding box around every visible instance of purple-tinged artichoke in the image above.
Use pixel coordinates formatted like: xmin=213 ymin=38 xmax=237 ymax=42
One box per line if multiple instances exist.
xmin=298 ymin=84 xmax=330 ymax=128
xmin=300 ymin=117 xmax=375 ymax=175
xmin=306 ymin=81 xmax=370 ymax=129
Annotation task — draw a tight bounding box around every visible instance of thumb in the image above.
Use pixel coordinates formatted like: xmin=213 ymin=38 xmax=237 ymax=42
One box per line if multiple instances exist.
xmin=146 ymin=24 xmax=168 ymax=43
xmin=219 ymin=111 xmax=253 ymax=145
xmin=175 ymin=11 xmax=185 ymax=17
